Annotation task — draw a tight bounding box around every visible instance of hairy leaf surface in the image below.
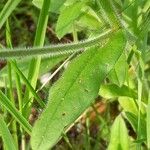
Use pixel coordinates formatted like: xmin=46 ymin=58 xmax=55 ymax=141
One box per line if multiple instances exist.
xmin=31 ymin=31 xmax=126 ymax=150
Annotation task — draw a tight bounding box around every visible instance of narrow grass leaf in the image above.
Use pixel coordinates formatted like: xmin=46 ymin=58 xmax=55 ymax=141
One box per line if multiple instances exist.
xmin=23 ymin=0 xmax=52 ymax=118
xmin=31 ymin=31 xmax=126 ymax=150
xmin=0 ymin=56 xmax=66 ymax=86
xmin=147 ymin=93 xmax=150 ymax=149
xmin=0 ymin=116 xmax=17 ymax=150
xmin=0 ymin=0 xmax=21 ymax=29
xmin=0 ymin=91 xmax=32 ymax=134
xmin=11 ymin=61 xmax=46 ymax=108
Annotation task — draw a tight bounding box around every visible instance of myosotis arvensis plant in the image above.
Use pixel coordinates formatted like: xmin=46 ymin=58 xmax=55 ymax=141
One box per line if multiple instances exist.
xmin=0 ymin=0 xmax=149 ymax=149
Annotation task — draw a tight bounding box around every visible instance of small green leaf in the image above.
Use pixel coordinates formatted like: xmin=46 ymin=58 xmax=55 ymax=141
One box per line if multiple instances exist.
xmin=108 ymin=115 xmax=129 ymax=150
xmin=31 ymin=31 xmax=126 ymax=150
xmin=77 ymin=6 xmax=102 ymax=30
xmin=99 ymin=84 xmax=137 ymax=99
xmin=108 ymin=52 xmax=127 ymax=86
xmin=56 ymin=2 xmax=85 ymax=38
xmin=0 ymin=116 xmax=17 ymax=150
xmin=119 ymin=97 xmax=138 ymax=115
xmin=125 ymin=112 xmax=146 ymax=140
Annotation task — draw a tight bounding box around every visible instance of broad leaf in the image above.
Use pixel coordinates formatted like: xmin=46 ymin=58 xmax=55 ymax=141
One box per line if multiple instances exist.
xmin=108 ymin=115 xmax=129 ymax=150
xmin=31 ymin=31 xmax=126 ymax=150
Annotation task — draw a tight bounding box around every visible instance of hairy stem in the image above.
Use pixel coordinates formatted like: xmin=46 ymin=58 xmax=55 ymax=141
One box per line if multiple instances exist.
xmin=0 ymin=28 xmax=117 ymax=59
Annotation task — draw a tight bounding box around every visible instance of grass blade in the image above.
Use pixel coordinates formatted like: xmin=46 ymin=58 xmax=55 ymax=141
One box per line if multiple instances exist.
xmin=147 ymin=92 xmax=150 ymax=149
xmin=11 ymin=61 xmax=46 ymax=109
xmin=0 ymin=115 xmax=17 ymax=150
xmin=0 ymin=0 xmax=21 ymax=29
xmin=0 ymin=90 xmax=32 ymax=135
xmin=23 ymin=0 xmax=51 ymax=118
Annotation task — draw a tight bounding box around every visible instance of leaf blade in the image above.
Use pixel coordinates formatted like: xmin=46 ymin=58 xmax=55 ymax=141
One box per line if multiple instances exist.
xmin=0 ymin=91 xmax=32 ymax=135
xmin=56 ymin=2 xmax=85 ymax=38
xmin=0 ymin=116 xmax=17 ymax=150
xmin=0 ymin=0 xmax=21 ymax=29
xmin=108 ymin=115 xmax=129 ymax=150
xmin=31 ymin=31 xmax=126 ymax=150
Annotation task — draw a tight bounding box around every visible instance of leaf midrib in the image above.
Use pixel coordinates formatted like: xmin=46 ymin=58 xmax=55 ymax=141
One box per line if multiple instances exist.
xmin=37 ymin=48 xmax=99 ymax=148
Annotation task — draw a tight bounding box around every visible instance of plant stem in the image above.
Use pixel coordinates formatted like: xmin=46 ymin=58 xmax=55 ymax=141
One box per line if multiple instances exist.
xmin=22 ymin=0 xmax=51 ymax=118
xmin=137 ymin=78 xmax=142 ymax=150
xmin=0 ymin=28 xmax=116 ymax=59
xmin=6 ymin=20 xmax=18 ymax=149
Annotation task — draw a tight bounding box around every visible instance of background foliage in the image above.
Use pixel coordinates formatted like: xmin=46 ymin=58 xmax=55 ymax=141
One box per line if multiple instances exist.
xmin=0 ymin=0 xmax=150 ymax=150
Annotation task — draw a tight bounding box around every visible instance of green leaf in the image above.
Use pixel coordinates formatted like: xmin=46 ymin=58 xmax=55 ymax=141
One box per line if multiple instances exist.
xmin=119 ymin=97 xmax=138 ymax=115
xmin=0 ymin=0 xmax=21 ymax=29
xmin=0 ymin=116 xmax=17 ymax=150
xmin=56 ymin=2 xmax=85 ymax=38
xmin=0 ymin=56 xmax=66 ymax=87
xmin=99 ymin=84 xmax=137 ymax=99
xmin=97 ymin=0 xmax=119 ymax=27
xmin=108 ymin=52 xmax=127 ymax=86
xmin=77 ymin=6 xmax=102 ymax=30
xmin=0 ymin=91 xmax=32 ymax=135
xmin=31 ymin=31 xmax=126 ymax=150
xmin=147 ymin=94 xmax=150 ymax=149
xmin=108 ymin=115 xmax=129 ymax=150
xmin=11 ymin=61 xmax=46 ymax=109
xmin=125 ymin=112 xmax=146 ymax=140
xmin=32 ymin=0 xmax=66 ymax=13
xmin=23 ymin=0 xmax=52 ymax=118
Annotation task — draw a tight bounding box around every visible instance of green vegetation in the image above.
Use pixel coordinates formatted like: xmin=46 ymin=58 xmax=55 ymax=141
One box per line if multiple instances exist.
xmin=0 ymin=0 xmax=150 ymax=150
